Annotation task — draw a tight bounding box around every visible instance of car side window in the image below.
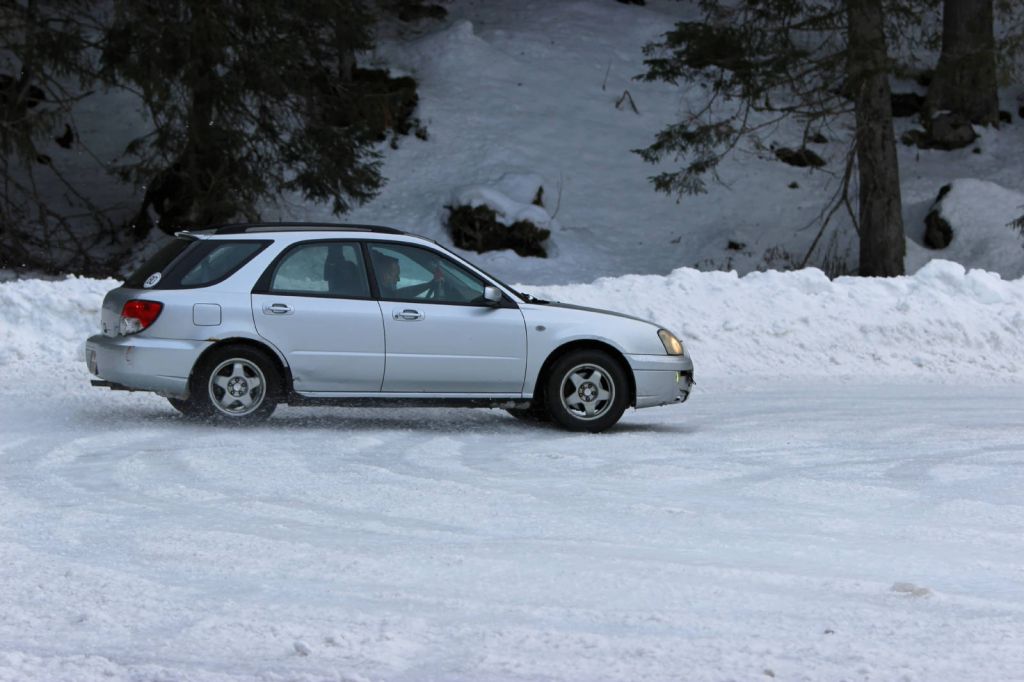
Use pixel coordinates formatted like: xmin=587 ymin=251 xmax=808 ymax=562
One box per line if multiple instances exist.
xmin=368 ymin=243 xmax=487 ymax=304
xmin=178 ymin=242 xmax=265 ymax=287
xmin=269 ymin=242 xmax=370 ymax=298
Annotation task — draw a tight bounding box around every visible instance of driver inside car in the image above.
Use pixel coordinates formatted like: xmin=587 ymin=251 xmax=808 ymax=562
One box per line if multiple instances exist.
xmin=375 ymin=253 xmax=445 ymax=299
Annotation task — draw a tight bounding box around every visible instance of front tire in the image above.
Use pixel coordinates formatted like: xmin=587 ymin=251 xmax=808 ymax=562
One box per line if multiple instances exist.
xmin=544 ymin=349 xmax=629 ymax=433
xmin=505 ymin=401 xmax=551 ymax=423
xmin=184 ymin=345 xmax=280 ymax=422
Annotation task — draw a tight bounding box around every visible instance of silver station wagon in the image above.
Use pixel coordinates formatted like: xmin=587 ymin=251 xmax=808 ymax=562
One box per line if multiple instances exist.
xmin=86 ymin=224 xmax=694 ymax=432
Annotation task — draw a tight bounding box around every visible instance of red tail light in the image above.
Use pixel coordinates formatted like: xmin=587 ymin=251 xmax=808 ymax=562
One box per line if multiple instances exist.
xmin=119 ymin=299 xmax=163 ymax=335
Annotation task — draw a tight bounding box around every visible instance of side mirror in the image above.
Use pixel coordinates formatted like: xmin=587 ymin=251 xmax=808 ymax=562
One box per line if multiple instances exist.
xmin=483 ymin=286 xmax=503 ymax=306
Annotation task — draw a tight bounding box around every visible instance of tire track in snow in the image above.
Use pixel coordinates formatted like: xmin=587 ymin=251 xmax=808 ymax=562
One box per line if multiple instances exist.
xmin=2 ymin=381 xmax=1024 ymax=680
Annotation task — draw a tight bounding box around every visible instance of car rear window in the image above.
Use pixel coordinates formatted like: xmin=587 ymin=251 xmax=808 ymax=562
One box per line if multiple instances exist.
xmin=127 ymin=239 xmax=269 ymax=290
xmin=123 ymin=239 xmax=193 ymax=288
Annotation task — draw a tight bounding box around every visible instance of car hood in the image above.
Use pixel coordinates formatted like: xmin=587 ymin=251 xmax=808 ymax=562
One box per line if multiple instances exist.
xmin=538 ymin=301 xmax=658 ymax=327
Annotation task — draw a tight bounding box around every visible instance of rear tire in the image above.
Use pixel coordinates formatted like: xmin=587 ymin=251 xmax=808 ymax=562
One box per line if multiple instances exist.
xmin=185 ymin=345 xmax=280 ymax=423
xmin=544 ymin=349 xmax=629 ymax=433
xmin=167 ymin=397 xmax=203 ymax=418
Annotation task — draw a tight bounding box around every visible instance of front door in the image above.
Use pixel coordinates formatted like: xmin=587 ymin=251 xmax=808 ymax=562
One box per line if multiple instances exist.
xmin=252 ymin=240 xmax=385 ymax=392
xmin=367 ymin=242 xmax=527 ymax=393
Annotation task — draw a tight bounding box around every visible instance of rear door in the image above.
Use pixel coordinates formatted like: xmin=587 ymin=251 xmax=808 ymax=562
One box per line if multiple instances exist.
xmin=252 ymin=240 xmax=385 ymax=392
xmin=366 ymin=242 xmax=527 ymax=394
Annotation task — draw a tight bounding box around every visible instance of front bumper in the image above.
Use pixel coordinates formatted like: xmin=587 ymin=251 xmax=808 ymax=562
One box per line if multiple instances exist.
xmin=85 ymin=334 xmax=210 ymax=399
xmin=627 ymin=353 xmax=695 ymax=409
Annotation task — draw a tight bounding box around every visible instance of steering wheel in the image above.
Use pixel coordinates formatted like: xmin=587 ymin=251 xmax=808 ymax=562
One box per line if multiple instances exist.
xmin=426 ymin=278 xmax=441 ymax=300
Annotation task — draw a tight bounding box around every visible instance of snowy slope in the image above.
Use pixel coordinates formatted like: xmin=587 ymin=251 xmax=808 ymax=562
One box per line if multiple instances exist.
xmin=318 ymin=0 xmax=1024 ymax=282
xmin=30 ymin=0 xmax=1023 ymax=285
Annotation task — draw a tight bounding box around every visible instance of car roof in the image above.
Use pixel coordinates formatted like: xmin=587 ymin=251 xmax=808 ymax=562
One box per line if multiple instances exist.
xmin=215 ymin=223 xmax=403 ymax=236
xmin=174 ymin=222 xmax=443 ymax=243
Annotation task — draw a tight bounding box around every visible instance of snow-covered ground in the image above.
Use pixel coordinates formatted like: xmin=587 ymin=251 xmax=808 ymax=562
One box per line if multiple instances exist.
xmin=3 ymin=381 xmax=1023 ymax=682
xmin=2 ymin=267 xmax=1023 ymax=680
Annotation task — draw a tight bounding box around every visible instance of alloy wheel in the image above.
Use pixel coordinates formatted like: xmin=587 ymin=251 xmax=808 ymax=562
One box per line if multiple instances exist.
xmin=207 ymin=358 xmax=267 ymax=417
xmin=559 ymin=363 xmax=616 ymax=421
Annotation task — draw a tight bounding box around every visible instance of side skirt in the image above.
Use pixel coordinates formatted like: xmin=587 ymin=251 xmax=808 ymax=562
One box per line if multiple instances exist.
xmin=287 ymin=392 xmax=532 ymax=409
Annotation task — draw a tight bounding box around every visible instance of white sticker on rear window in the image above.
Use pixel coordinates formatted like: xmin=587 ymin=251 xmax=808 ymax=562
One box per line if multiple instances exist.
xmin=143 ymin=272 xmax=162 ymax=288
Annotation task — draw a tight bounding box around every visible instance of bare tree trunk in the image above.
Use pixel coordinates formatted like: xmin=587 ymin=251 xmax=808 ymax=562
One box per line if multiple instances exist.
xmin=926 ymin=0 xmax=999 ymax=125
xmin=187 ymin=1 xmax=222 ymax=227
xmin=338 ymin=45 xmax=356 ymax=83
xmin=847 ymin=0 xmax=905 ymax=276
xmin=334 ymin=7 xmax=360 ymax=83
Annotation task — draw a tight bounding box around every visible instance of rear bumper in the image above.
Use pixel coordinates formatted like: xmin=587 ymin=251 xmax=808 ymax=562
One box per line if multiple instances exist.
xmin=627 ymin=353 xmax=695 ymax=409
xmin=85 ymin=334 xmax=210 ymax=399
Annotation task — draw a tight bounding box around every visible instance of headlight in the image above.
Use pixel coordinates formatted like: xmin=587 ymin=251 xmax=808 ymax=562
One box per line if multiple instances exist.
xmin=658 ymin=329 xmax=684 ymax=355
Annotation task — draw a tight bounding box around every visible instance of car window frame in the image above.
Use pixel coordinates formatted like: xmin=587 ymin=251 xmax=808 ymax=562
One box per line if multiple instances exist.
xmin=252 ymin=238 xmax=375 ymax=301
xmin=363 ymin=240 xmax=517 ymax=309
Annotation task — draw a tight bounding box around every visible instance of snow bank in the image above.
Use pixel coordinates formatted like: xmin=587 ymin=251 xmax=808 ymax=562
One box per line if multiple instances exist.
xmin=0 ymin=277 xmax=119 ymax=381
xmin=526 ymin=259 xmax=1024 ymax=380
xmin=2 ymin=262 xmax=1022 ymax=383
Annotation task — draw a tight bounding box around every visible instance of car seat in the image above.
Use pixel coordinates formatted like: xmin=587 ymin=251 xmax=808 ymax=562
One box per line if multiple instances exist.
xmin=323 ymin=247 xmax=368 ymax=297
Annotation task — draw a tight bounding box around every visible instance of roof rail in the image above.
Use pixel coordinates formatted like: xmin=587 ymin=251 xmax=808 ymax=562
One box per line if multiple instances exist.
xmin=211 ymin=222 xmax=407 ymax=235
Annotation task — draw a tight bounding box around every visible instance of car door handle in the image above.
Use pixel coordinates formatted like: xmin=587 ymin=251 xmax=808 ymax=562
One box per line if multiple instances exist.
xmin=262 ymin=302 xmax=294 ymax=315
xmin=393 ymin=308 xmax=424 ymax=321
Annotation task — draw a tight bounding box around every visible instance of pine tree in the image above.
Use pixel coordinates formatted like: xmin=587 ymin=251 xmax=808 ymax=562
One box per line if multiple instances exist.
xmin=1 ymin=0 xmax=115 ymax=273
xmin=389 ymin=0 xmax=448 ymax=22
xmin=635 ymin=0 xmax=906 ymax=276
xmin=101 ymin=0 xmax=386 ymax=236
